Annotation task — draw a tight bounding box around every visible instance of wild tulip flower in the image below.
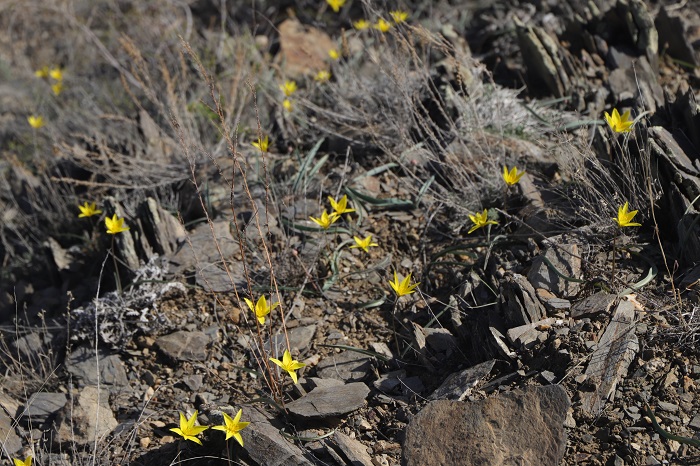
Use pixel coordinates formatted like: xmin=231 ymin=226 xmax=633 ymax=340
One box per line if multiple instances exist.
xmin=615 ymin=202 xmax=641 ymax=228
xmin=310 ymin=210 xmax=339 ymax=229
xmin=353 ymin=19 xmax=370 ymax=30
xmin=315 ymin=70 xmax=331 ymax=82
xmin=28 ymin=115 xmax=44 ymax=129
xmin=105 ymin=214 xmax=130 ymax=234
xmin=350 ymin=235 xmax=378 ymax=253
xmin=51 ymin=81 xmax=63 ymax=96
xmin=244 ymin=295 xmax=278 ymax=325
xmin=13 ymin=457 xmax=32 ymax=466
xmin=270 ymin=349 xmax=306 ymax=383
xmin=502 ymin=166 xmax=525 ymax=186
xmin=328 ymin=49 xmax=340 ymax=60
xmin=212 ymin=409 xmax=250 ymax=447
xmin=35 ymin=66 xmax=49 ymax=78
xmin=283 ymin=99 xmax=293 ymax=112
xmin=170 ymin=411 xmax=209 ymax=445
xmin=326 ymin=0 xmax=346 ymax=13
xmin=49 ymin=67 xmax=63 ymax=81
xmin=328 ymin=194 xmax=355 ymax=215
xmin=604 ymin=108 xmax=633 ymax=133
xmin=252 ymin=135 xmax=269 ymax=152
xmin=468 ymin=209 xmax=498 ymax=234
xmin=389 ymin=271 xmax=419 ymax=297
xmin=78 ymin=201 xmax=102 ymax=218
xmin=390 ymin=10 xmax=409 ymax=23
xmin=374 ymin=18 xmax=392 ymax=32
xmin=280 ymin=80 xmax=297 ymax=97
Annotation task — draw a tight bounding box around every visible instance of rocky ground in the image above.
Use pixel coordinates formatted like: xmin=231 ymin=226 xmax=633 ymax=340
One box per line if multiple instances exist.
xmin=2 ymin=0 xmax=700 ymax=465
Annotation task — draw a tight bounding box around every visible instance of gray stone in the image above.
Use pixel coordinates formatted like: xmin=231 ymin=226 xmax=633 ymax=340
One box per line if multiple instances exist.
xmin=657 ymin=401 xmax=678 ymax=413
xmin=0 ymin=408 xmax=21 ymax=455
xmin=22 ymin=393 xmax=68 ymax=423
xmin=316 ymin=351 xmax=372 ymax=382
xmin=411 ymin=323 xmax=459 ymax=367
xmin=183 ymin=374 xmax=204 ymax=391
xmin=581 ymin=301 xmax=639 ymax=415
xmin=403 ymin=385 xmax=570 ymax=466
xmin=328 ymin=432 xmax=373 ymax=466
xmin=195 ymin=261 xmax=247 ymax=293
xmin=169 ymin=221 xmax=239 ymax=272
xmin=571 ymin=292 xmax=616 ymax=319
xmin=500 ymin=274 xmax=546 ymax=327
xmin=507 ymin=318 xmax=557 ymax=349
xmin=268 ymin=325 xmax=317 ymax=356
xmin=66 ymin=346 xmax=128 ymax=389
xmin=156 ymin=331 xmax=210 ymax=362
xmin=689 ymin=414 xmax=700 ymax=430
xmin=528 ymin=243 xmax=581 ymax=298
xmin=287 ymin=383 xmax=370 ymax=420
xmin=304 ymin=377 xmax=344 ymax=390
xmin=138 ymin=197 xmax=186 ymax=256
xmin=55 ymin=386 xmax=118 ymax=445
xmin=429 ymin=360 xmax=496 ymax=401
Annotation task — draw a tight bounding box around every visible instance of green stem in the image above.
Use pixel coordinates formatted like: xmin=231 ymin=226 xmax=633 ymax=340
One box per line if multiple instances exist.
xmin=111 ymin=236 xmax=122 ymax=295
xmin=611 ymin=229 xmax=618 ymax=288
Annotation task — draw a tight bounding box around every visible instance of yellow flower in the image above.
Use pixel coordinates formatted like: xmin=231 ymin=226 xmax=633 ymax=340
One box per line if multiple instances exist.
xmin=350 ymin=235 xmax=378 ymax=253
xmin=280 ymin=80 xmax=297 ymax=97
xmin=315 ymin=70 xmax=331 ymax=82
xmin=353 ymin=19 xmax=370 ymax=30
xmin=615 ymin=202 xmax=641 ymax=228
xmin=270 ymin=349 xmax=306 ymax=384
xmin=13 ymin=456 xmax=32 ymax=466
xmin=170 ymin=411 xmax=209 ymax=445
xmin=328 ymin=194 xmax=355 ymax=215
xmin=604 ymin=108 xmax=633 ymax=133
xmin=252 ymin=135 xmax=269 ymax=152
xmin=326 ymin=0 xmax=346 ymax=13
xmin=468 ymin=209 xmax=498 ymax=234
xmin=389 ymin=271 xmax=419 ymax=297
xmin=49 ymin=67 xmax=63 ymax=81
xmin=212 ymin=409 xmax=250 ymax=447
xmin=78 ymin=201 xmax=103 ymax=218
xmin=105 ymin=213 xmax=130 ymax=235
xmin=35 ymin=66 xmax=49 ymax=78
xmin=390 ymin=10 xmax=409 ymax=23
xmin=51 ymin=81 xmax=63 ymax=96
xmin=243 ymin=295 xmax=279 ymax=325
xmin=283 ymin=99 xmax=293 ymax=112
xmin=328 ymin=49 xmax=340 ymax=60
xmin=502 ymin=166 xmax=525 ymax=186
xmin=374 ymin=18 xmax=392 ymax=32
xmin=28 ymin=115 xmax=45 ymax=129
xmin=310 ymin=210 xmax=340 ymax=229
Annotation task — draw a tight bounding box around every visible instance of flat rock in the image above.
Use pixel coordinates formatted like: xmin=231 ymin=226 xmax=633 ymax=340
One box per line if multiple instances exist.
xmin=429 ymin=360 xmax=496 ymax=401
xmin=286 ymin=383 xmax=370 ymax=420
xmin=55 ymin=386 xmax=118 ymax=445
xmin=22 ymin=393 xmax=68 ymax=423
xmin=327 ymin=431 xmax=373 ymax=466
xmin=571 ymin=292 xmax=616 ymax=319
xmin=316 ymin=350 xmax=372 ymax=382
xmin=580 ymin=300 xmax=639 ymax=415
xmin=268 ymin=325 xmax=317 ymax=356
xmin=403 ymin=385 xmax=570 ymax=466
xmin=528 ymin=242 xmax=581 ymax=298
xmin=500 ymin=274 xmax=546 ymax=327
xmin=0 ymin=408 xmax=21 ymax=455
xmin=507 ymin=318 xmax=557 ymax=349
xmin=66 ymin=346 xmax=129 ymax=389
xmin=156 ymin=330 xmax=210 ymax=362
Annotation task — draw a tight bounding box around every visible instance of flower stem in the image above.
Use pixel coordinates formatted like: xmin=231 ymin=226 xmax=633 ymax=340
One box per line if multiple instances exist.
xmin=611 ymin=229 xmax=618 ymax=288
xmin=391 ymin=299 xmax=400 ymax=356
xmin=110 ymin=236 xmax=122 ymax=295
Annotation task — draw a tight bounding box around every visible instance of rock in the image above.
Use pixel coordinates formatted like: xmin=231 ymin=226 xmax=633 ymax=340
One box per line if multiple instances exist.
xmin=268 ymin=325 xmax=317 ymax=356
xmin=411 ymin=323 xmax=459 ymax=368
xmin=327 ymin=432 xmax=373 ymax=466
xmin=286 ymin=383 xmax=370 ymax=420
xmin=618 ymin=0 xmax=658 ymax=72
xmin=316 ymin=351 xmax=373 ymax=382
xmin=429 ymin=360 xmax=496 ymax=401
xmin=516 ymin=21 xmax=572 ymax=98
xmin=528 ymin=242 xmax=581 ymax=298
xmin=0 ymin=407 xmax=21 ymax=455
xmin=168 ymin=220 xmax=239 ymax=272
xmin=195 ymin=261 xmax=247 ymax=292
xmin=506 ymin=318 xmax=557 ymax=349
xmin=374 ymin=371 xmax=424 ymax=396
xmin=12 ymin=332 xmax=47 ymax=368
xmin=500 ymin=274 xmax=546 ymax=327
xmin=571 ymin=292 xmax=616 ymax=319
xmin=103 ymin=198 xmax=140 ymax=272
xmin=206 ymin=405 xmax=313 ymax=466
xmin=277 ymin=18 xmax=335 ymax=79
xmin=66 ymin=346 xmax=129 ymax=389
xmin=139 ymin=197 xmax=186 ymax=256
xmin=656 ymin=6 xmax=700 ymax=67
xmin=156 ymin=331 xmax=210 ymax=362
xmin=55 ymin=386 xmax=118 ymax=445
xmin=22 ymin=393 xmax=68 ymax=424
xmin=403 ymin=385 xmax=570 ymax=466
xmin=580 ymin=301 xmax=639 ymax=415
